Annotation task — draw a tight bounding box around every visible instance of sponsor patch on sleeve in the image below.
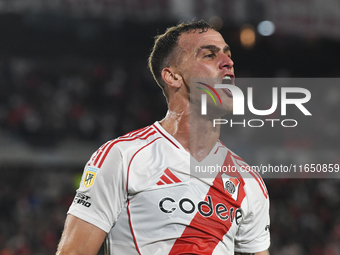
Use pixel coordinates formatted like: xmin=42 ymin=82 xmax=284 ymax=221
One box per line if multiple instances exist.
xmin=84 ymin=166 xmax=98 ymax=188
xmin=73 ymin=193 xmax=91 ymax=208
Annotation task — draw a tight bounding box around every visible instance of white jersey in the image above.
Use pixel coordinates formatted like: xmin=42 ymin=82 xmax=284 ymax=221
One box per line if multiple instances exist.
xmin=68 ymin=122 xmax=270 ymax=255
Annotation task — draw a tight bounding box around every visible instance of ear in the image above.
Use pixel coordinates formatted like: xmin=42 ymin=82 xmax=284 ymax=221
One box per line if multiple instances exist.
xmin=161 ymin=67 xmax=182 ymax=89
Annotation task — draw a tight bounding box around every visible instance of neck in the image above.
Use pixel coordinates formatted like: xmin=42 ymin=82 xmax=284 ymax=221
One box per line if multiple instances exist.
xmin=159 ymin=104 xmax=221 ymax=162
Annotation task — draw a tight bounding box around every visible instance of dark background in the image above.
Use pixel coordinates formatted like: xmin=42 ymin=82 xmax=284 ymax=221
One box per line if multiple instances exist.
xmin=0 ymin=1 xmax=339 ymax=254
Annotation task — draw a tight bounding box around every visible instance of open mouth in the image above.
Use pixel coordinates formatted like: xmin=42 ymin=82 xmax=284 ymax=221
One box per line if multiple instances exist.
xmin=222 ymin=76 xmax=233 ymax=97
xmin=222 ymin=76 xmax=232 ymax=84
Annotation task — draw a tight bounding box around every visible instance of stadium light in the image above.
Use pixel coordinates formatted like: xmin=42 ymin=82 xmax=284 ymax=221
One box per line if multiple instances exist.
xmin=258 ymin=20 xmax=275 ymax=36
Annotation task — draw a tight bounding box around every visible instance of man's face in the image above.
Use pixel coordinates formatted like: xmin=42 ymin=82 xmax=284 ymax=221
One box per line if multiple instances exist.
xmin=177 ymin=29 xmax=235 ymax=116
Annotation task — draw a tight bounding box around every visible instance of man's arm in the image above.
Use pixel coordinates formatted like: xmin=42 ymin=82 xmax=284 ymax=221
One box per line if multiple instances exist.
xmin=235 ymin=250 xmax=269 ymax=255
xmin=56 ymin=214 xmax=107 ymax=255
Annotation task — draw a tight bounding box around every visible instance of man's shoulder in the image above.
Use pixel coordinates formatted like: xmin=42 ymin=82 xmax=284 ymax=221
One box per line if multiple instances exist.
xmin=101 ymin=123 xmax=166 ymax=154
xmin=85 ymin=124 xmax=162 ymax=168
xmin=112 ymin=124 xmax=165 ymax=149
xmin=115 ymin=124 xmax=161 ymax=149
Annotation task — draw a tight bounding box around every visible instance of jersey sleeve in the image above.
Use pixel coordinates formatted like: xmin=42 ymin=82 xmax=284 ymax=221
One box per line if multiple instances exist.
xmin=67 ymin=144 xmax=126 ymax=233
xmin=234 ymin=178 xmax=270 ymax=253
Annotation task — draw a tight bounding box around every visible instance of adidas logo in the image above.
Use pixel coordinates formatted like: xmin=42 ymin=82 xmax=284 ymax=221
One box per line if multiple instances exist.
xmin=157 ymin=168 xmax=181 ymax=185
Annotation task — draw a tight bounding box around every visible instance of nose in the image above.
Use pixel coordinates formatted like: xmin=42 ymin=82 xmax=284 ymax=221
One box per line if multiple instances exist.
xmin=219 ymin=54 xmax=234 ymax=69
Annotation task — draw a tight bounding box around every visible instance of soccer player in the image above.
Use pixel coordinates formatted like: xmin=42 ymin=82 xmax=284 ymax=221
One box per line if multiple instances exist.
xmin=56 ymin=21 xmax=270 ymax=255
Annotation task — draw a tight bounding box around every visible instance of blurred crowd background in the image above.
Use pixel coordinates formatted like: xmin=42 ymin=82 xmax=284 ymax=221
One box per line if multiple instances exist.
xmin=0 ymin=0 xmax=339 ymax=254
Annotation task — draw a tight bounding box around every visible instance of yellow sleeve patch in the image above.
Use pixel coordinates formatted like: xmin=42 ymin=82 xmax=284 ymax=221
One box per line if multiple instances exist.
xmin=84 ymin=167 xmax=98 ymax=188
